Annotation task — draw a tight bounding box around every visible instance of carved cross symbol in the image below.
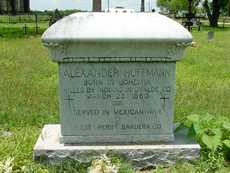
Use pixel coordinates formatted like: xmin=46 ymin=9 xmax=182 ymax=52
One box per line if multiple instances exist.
xmin=114 ymin=115 xmax=121 ymax=128
xmin=160 ymin=96 xmax=169 ymax=105
xmin=64 ymin=94 xmax=74 ymax=107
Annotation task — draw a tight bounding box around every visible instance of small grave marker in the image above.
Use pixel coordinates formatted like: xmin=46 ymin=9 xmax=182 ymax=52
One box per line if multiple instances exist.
xmin=208 ymin=31 xmax=215 ymax=41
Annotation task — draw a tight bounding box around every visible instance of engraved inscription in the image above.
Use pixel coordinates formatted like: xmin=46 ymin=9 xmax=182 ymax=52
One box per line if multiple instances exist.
xmin=60 ymin=63 xmax=176 ymax=136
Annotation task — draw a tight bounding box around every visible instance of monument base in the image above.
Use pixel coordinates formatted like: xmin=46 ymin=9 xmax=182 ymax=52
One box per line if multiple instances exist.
xmin=33 ymin=124 xmax=200 ymax=170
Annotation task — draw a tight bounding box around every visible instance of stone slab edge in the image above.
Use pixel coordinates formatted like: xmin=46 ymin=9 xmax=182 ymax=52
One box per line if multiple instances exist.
xmin=33 ymin=124 xmax=200 ymax=170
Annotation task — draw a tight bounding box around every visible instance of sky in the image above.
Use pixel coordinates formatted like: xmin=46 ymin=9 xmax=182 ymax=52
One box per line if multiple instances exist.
xmin=31 ymin=0 xmax=157 ymax=12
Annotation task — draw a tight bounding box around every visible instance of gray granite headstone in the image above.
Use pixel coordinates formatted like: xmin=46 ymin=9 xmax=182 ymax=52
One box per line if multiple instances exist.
xmin=41 ymin=13 xmax=192 ymax=144
xmin=33 ymin=13 xmax=201 ymax=169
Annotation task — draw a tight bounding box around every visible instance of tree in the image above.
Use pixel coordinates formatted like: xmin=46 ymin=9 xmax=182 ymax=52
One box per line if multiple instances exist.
xmin=23 ymin=0 xmax=30 ymax=13
xmin=203 ymin=0 xmax=229 ymax=26
xmin=157 ymin=0 xmax=229 ymax=26
xmin=227 ymin=0 xmax=230 ymax=17
xmin=141 ymin=0 xmax=145 ymax=12
xmin=92 ymin=0 xmax=101 ymax=12
xmin=228 ymin=0 xmax=230 ymax=16
xmin=157 ymin=0 xmax=199 ymax=16
xmin=10 ymin=0 xmax=17 ymax=15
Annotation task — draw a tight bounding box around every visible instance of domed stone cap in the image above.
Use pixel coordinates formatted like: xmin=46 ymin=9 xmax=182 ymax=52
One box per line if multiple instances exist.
xmin=42 ymin=12 xmax=192 ymax=43
xmin=42 ymin=12 xmax=192 ymax=62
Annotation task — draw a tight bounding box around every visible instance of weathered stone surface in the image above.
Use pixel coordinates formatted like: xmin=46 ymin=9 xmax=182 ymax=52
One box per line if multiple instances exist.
xmin=36 ymin=13 xmax=197 ymax=169
xmin=41 ymin=13 xmax=193 ymax=145
xmin=34 ymin=125 xmax=200 ymax=170
xmin=59 ymin=62 xmax=176 ymax=144
xmin=42 ymin=13 xmax=192 ymax=61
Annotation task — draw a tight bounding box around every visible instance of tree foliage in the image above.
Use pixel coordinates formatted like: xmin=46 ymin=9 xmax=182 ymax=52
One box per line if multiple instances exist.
xmin=157 ymin=0 xmax=199 ymax=15
xmin=157 ymin=0 xmax=230 ymax=26
xmin=203 ymin=0 xmax=229 ymax=26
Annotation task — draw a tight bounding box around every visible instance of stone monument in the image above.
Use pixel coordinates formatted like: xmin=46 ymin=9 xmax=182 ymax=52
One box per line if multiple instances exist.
xmin=34 ymin=13 xmax=200 ymax=170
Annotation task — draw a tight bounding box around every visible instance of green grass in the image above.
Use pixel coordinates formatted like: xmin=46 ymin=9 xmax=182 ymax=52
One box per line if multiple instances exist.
xmin=0 ymin=15 xmax=49 ymax=37
xmin=175 ymin=29 xmax=230 ymax=122
xmin=0 ymin=22 xmax=48 ymax=37
xmin=0 ymin=28 xmax=230 ymax=172
xmin=0 ymin=14 xmax=49 ymax=23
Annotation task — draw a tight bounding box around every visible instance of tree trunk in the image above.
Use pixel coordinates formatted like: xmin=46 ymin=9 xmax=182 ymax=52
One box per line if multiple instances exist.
xmin=228 ymin=0 xmax=230 ymax=16
xmin=141 ymin=0 xmax=145 ymax=12
xmin=211 ymin=0 xmax=220 ymax=26
xmin=0 ymin=1 xmax=2 ymax=14
xmin=93 ymin=0 xmax=101 ymax=12
xmin=10 ymin=0 xmax=17 ymax=15
xmin=203 ymin=0 xmax=220 ymax=27
xmin=24 ymin=0 xmax=30 ymax=13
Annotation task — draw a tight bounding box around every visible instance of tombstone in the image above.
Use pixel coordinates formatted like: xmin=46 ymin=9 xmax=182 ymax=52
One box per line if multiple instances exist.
xmin=34 ymin=13 xmax=200 ymax=170
xmin=208 ymin=31 xmax=214 ymax=41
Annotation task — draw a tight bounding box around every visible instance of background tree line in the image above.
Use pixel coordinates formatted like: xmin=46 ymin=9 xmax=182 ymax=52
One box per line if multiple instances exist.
xmin=157 ymin=0 xmax=230 ymax=26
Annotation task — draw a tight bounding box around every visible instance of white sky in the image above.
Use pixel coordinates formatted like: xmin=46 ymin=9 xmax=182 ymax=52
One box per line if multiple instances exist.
xmin=31 ymin=0 xmax=157 ymax=12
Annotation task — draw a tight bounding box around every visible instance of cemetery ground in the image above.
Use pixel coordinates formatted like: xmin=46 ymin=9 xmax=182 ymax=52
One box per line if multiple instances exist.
xmin=0 ymin=22 xmax=47 ymax=37
xmin=0 ymin=27 xmax=230 ymax=172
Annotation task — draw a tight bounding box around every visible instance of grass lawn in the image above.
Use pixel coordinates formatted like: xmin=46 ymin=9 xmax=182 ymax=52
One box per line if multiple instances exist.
xmin=0 ymin=28 xmax=229 ymax=172
xmin=0 ymin=22 xmax=48 ymax=37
